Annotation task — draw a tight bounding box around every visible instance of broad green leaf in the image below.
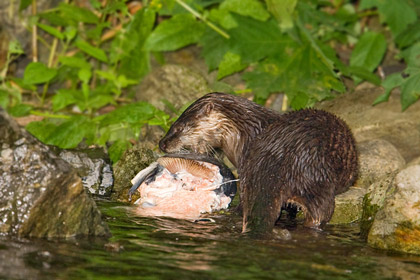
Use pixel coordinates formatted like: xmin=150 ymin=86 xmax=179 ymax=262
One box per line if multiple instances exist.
xmin=208 ymin=9 xmax=238 ymax=29
xmin=108 ymin=139 xmax=132 ymax=163
xmin=209 ymin=0 xmax=270 ymax=29
xmin=7 ymin=104 xmax=32 ymax=117
xmin=229 ymin=15 xmax=290 ymax=63
xmin=221 ymin=0 xmax=270 ymax=21
xmin=26 ymin=120 xmax=59 ymax=143
xmin=52 ymin=89 xmax=78 ymax=111
xmin=75 ymin=40 xmax=108 ymax=63
xmin=265 ymin=0 xmax=297 ymax=30
xmin=350 ymin=31 xmax=386 ymax=84
xmin=58 ymin=3 xmax=99 ymax=24
xmin=0 ymin=89 xmax=9 ymax=108
xmin=99 ymin=102 xmax=157 ymax=126
xmin=96 ymin=70 xmax=116 ymax=81
xmin=401 ymin=72 xmax=420 ymax=111
xmin=59 ymin=56 xmax=91 ymax=70
xmin=39 ymin=11 xmax=69 ymax=26
xmin=19 ymin=0 xmax=32 ymax=11
xmin=359 ymin=0 xmax=417 ymax=37
xmin=347 ymin=66 xmax=381 ymax=85
xmin=243 ymin=43 xmax=344 ymax=107
xmin=400 ymin=43 xmax=420 ymax=71
xmin=373 ymin=73 xmax=404 ymax=105
xmin=8 ymin=40 xmax=24 ymax=55
xmin=217 ymin=52 xmax=247 ymax=80
xmin=85 ymin=94 xmax=115 ymax=110
xmin=23 ymin=62 xmax=57 ymax=85
xmin=78 ymin=68 xmax=92 ymax=83
xmin=118 ymin=8 xmax=156 ymax=80
xmin=42 ymin=116 xmax=95 ymax=149
xmin=199 ymin=28 xmax=230 ymax=71
xmin=63 ymin=26 xmax=77 ymax=41
xmin=144 ymin=14 xmax=205 ymax=51
xmin=395 ymin=20 xmax=420 ymax=49
xmin=37 ymin=23 xmax=64 ymax=40
xmin=289 ymin=91 xmax=309 ymax=110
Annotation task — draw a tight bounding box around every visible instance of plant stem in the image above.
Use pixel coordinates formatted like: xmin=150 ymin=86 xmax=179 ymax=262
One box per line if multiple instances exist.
xmin=32 ymin=0 xmax=38 ymax=62
xmin=30 ymin=110 xmax=71 ymax=119
xmin=175 ymin=0 xmax=230 ymax=39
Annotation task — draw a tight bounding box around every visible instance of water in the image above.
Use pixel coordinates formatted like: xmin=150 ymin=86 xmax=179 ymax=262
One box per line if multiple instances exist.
xmin=1 ymin=199 xmax=420 ymax=280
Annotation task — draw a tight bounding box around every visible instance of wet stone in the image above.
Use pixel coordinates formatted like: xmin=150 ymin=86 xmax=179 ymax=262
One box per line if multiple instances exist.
xmin=58 ymin=148 xmax=113 ymax=196
xmin=0 ymin=108 xmax=110 ymax=238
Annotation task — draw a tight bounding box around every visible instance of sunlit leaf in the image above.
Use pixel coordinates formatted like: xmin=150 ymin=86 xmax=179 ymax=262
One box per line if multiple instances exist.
xmin=23 ymin=62 xmax=57 ymax=85
xmin=144 ymin=14 xmax=205 ymax=51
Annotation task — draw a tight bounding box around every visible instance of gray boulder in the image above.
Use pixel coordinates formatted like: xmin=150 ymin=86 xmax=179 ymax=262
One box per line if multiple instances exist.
xmin=367 ymin=164 xmax=420 ymax=255
xmin=0 ymin=108 xmax=110 ymax=238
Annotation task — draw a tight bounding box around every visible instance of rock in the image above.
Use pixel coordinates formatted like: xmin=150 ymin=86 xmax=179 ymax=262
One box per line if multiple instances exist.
xmin=329 ymin=187 xmax=366 ymax=224
xmin=58 ymin=148 xmax=113 ymax=196
xmin=0 ymin=108 xmax=110 ymax=238
xmin=367 ymin=165 xmax=420 ymax=255
xmin=111 ymin=143 xmax=158 ymax=202
xmin=134 ymin=64 xmax=210 ymax=114
xmin=316 ymin=87 xmax=420 ymax=162
xmin=357 ymin=139 xmax=405 ymax=188
xmin=360 ymin=176 xmax=395 ymax=238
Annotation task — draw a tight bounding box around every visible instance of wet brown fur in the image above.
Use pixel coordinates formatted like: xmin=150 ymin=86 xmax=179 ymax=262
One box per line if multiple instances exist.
xmin=159 ymin=92 xmax=358 ymax=235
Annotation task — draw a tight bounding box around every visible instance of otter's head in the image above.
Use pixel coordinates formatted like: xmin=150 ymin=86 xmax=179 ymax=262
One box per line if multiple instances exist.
xmin=159 ymin=96 xmax=224 ymax=155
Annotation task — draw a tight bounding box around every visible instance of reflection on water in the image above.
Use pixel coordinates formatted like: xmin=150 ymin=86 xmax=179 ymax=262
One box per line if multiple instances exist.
xmin=1 ymin=199 xmax=420 ymax=279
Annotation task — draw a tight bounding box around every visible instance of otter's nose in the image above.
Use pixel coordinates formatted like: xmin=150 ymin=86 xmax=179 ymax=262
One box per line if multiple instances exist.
xmin=159 ymin=140 xmax=167 ymax=152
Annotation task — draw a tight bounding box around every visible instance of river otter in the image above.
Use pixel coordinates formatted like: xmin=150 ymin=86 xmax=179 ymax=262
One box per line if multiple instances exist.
xmin=159 ymin=92 xmax=358 ymax=235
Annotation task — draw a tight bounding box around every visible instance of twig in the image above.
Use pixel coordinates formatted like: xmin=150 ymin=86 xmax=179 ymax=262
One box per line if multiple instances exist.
xmin=175 ymin=0 xmax=230 ymax=39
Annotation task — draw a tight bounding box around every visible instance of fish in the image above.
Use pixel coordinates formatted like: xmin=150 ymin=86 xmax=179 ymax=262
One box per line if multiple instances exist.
xmin=129 ymin=153 xmax=237 ymax=220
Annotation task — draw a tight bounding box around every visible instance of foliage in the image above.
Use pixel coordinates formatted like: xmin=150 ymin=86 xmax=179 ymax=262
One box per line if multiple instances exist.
xmin=1 ymin=0 xmax=420 ymax=162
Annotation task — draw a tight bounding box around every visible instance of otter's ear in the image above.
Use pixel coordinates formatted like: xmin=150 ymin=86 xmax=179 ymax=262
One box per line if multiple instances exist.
xmin=201 ymin=102 xmax=214 ymax=115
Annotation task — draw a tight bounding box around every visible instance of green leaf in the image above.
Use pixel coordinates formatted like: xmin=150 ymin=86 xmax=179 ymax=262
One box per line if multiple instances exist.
xmin=359 ymin=0 xmax=417 ymax=37
xmin=0 ymin=89 xmax=9 ymax=108
xmin=199 ymin=28 xmax=230 ymax=71
xmin=144 ymin=14 xmax=205 ymax=51
xmin=26 ymin=120 xmax=59 ymax=143
xmin=75 ymin=40 xmax=108 ymax=63
xmin=31 ymin=116 xmax=95 ymax=149
xmin=8 ymin=40 xmax=24 ymax=55
xmin=7 ymin=104 xmax=32 ymax=117
xmin=243 ymin=43 xmax=344 ymax=107
xmin=108 ymin=139 xmax=132 ymax=163
xmin=373 ymin=73 xmax=405 ymax=105
xmin=217 ymin=52 xmax=247 ymax=80
xmin=118 ymin=8 xmax=156 ymax=80
xmin=401 ymin=72 xmax=420 ymax=111
xmin=37 ymin=23 xmax=64 ymax=40
xmin=265 ymin=0 xmax=297 ymax=30
xmin=52 ymin=89 xmax=78 ymax=111
xmin=400 ymin=42 xmax=420 ymax=71
xmin=58 ymin=3 xmax=99 ymax=24
xmin=99 ymin=102 xmax=157 ymax=126
xmin=19 ymin=0 xmax=32 ymax=11
xmin=347 ymin=66 xmax=381 ymax=86
xmin=209 ymin=0 xmax=270 ymax=28
xmin=395 ymin=20 xmax=420 ymax=49
xmin=85 ymin=94 xmax=115 ymax=110
xmin=289 ymin=91 xmax=309 ymax=110
xmin=350 ymin=31 xmax=386 ymax=84
xmin=59 ymin=56 xmax=91 ymax=70
xmin=229 ymin=15 xmax=290 ymax=63
xmin=23 ymin=62 xmax=57 ymax=85
xmin=221 ymin=0 xmax=270 ymax=21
